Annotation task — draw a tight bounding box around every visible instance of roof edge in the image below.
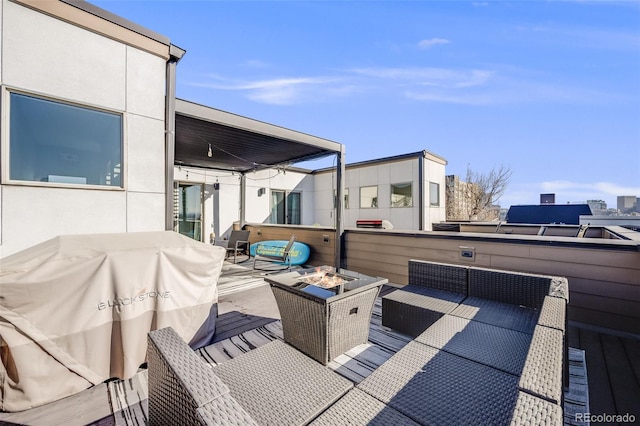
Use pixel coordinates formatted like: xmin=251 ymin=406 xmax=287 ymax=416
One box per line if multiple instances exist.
xmin=12 ymin=0 xmax=172 ymax=60
xmin=61 ymin=0 xmax=171 ymax=45
xmin=313 ymin=149 xmax=447 ymax=173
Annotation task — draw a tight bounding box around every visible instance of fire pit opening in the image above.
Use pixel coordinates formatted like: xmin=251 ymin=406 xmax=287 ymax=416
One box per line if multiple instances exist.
xmin=297 ymin=271 xmax=356 ymax=289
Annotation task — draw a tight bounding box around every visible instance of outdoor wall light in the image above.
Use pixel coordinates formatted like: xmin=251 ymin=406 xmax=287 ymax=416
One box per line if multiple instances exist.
xmin=207 ymin=143 xmax=213 ymax=158
xmin=258 ymin=187 xmax=266 ymax=197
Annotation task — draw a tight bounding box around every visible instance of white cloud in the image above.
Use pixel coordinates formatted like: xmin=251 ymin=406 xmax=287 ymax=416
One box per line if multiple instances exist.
xmin=541 ymin=180 xmax=640 ymax=197
xmin=519 ymin=23 xmax=640 ymax=52
xmin=187 ymin=62 xmax=629 ymax=107
xmin=405 ymin=91 xmax=494 ymax=106
xmin=349 ymin=67 xmax=493 ymax=88
xmin=243 ymin=77 xmax=345 ymax=105
xmin=418 ymin=38 xmax=450 ymax=49
xmin=243 ymin=59 xmax=269 ymax=69
xmin=189 ymin=75 xmax=352 ymax=105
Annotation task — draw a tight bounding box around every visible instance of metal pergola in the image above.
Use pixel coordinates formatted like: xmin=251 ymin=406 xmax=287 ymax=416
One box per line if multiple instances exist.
xmin=167 ymin=98 xmax=346 ymax=268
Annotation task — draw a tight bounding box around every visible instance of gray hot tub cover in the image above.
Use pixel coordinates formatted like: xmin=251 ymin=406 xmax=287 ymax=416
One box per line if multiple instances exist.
xmin=0 ymin=231 xmax=225 ymax=411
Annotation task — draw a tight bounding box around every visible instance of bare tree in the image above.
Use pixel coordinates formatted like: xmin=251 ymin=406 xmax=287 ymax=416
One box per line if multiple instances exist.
xmin=463 ymin=164 xmax=512 ymax=221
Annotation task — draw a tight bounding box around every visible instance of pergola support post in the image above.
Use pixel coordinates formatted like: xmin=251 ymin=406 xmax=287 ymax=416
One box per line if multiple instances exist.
xmin=239 ymin=173 xmax=247 ymax=229
xmin=335 ymin=147 xmax=346 ymax=269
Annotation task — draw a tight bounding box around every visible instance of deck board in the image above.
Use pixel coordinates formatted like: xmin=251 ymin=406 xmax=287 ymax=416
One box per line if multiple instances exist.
xmin=574 ymin=328 xmax=619 ymax=421
xmin=622 ymin=337 xmax=640 ymax=386
xmin=599 ymin=334 xmax=640 ymax=419
xmin=0 ymin=382 xmax=114 ymax=426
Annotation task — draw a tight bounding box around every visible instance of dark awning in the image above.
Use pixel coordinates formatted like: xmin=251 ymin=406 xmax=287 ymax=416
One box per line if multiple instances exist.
xmin=174 ymin=99 xmax=342 ymax=172
xmin=171 ymin=98 xmax=346 ymax=269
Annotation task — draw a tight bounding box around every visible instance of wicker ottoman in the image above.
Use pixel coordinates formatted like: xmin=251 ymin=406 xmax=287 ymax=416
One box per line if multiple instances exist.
xmin=213 ymin=339 xmax=353 ymax=425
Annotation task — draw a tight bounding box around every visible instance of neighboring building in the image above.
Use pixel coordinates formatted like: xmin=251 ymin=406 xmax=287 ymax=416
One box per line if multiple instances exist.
xmin=172 ymin=149 xmax=449 ymax=240
xmin=617 ymin=196 xmax=638 ymax=214
xmin=445 ymin=175 xmax=476 ymax=221
xmin=540 ymin=193 xmax=555 ymax=204
xmin=315 ymin=151 xmax=447 ymax=231
xmin=445 ymin=175 xmax=499 ymax=221
xmin=586 ymin=199 xmax=607 ymax=214
xmin=0 ymin=0 xmax=184 ymax=257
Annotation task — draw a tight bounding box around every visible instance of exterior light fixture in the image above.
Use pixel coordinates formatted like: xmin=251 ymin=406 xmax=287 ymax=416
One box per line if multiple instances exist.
xmin=207 ymin=143 xmax=213 ymax=158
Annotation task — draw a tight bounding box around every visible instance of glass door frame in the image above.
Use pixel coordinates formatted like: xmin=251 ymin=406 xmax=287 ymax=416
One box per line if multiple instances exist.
xmin=270 ymin=189 xmax=302 ymax=225
xmin=175 ymin=181 xmax=204 ymax=242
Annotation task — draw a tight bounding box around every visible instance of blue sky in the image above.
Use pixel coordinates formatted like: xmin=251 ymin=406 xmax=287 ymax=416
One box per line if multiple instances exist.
xmin=94 ymin=0 xmax=640 ymax=209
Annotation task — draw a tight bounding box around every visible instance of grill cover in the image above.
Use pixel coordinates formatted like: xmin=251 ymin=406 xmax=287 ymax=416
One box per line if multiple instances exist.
xmin=0 ymin=231 xmax=225 ymax=412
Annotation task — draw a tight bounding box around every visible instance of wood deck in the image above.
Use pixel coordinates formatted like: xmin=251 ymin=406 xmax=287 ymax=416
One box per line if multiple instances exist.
xmin=568 ymin=324 xmax=640 ymax=424
xmin=1 ymin=261 xmax=638 ymax=425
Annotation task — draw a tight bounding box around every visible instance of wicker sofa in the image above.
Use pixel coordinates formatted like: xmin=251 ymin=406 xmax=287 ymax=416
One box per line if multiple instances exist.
xmin=375 ymin=259 xmax=569 ymax=423
xmin=382 ymin=259 xmax=568 ymax=337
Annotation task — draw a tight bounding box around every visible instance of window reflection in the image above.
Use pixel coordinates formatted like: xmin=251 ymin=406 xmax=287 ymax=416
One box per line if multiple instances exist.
xmin=9 ymin=93 xmax=123 ymax=187
xmin=391 ymin=182 xmax=412 ymax=207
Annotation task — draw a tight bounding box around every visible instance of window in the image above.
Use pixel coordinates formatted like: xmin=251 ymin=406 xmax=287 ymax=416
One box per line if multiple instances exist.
xmin=8 ymin=92 xmax=123 ymax=187
xmin=391 ymin=182 xmax=412 ymax=207
xmin=271 ymin=190 xmax=301 ymax=224
xmin=430 ymin=182 xmax=440 ymax=206
xmin=360 ymin=185 xmax=378 ymax=208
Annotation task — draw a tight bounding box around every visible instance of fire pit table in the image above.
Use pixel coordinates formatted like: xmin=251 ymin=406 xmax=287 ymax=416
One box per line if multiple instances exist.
xmin=266 ymin=266 xmax=387 ymax=365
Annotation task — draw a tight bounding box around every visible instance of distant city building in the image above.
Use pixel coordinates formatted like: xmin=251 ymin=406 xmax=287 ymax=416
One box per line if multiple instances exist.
xmin=587 ymin=200 xmax=607 ymax=213
xmin=446 ymin=175 xmax=476 ymax=220
xmin=617 ymin=196 xmax=638 ymax=213
xmin=540 ymin=193 xmax=555 ymax=204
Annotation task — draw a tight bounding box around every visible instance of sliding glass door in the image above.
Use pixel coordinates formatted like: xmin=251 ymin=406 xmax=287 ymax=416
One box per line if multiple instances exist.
xmin=270 ymin=190 xmax=301 ymax=225
xmin=176 ymin=183 xmax=203 ymax=241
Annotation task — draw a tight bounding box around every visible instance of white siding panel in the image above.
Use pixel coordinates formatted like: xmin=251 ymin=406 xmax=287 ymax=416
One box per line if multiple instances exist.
xmin=0 ymin=0 xmax=3 ymax=82
xmin=313 ymin=173 xmax=333 ymax=191
xmin=388 ymin=159 xmax=415 ymax=183
xmin=390 ymin=207 xmax=416 ymax=230
xmin=126 ymin=46 xmax=166 ymax=120
xmin=358 ymin=165 xmax=378 ymax=185
xmin=126 ymin=114 xmax=165 ymax=193
xmin=126 ymin=192 xmax=165 ymax=232
xmin=0 ymin=186 xmax=126 ymax=257
xmin=3 ymin=2 xmax=125 ymax=110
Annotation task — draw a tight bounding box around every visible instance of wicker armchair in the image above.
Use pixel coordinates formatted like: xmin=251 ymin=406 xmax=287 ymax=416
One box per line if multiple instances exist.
xmin=147 ymin=327 xmax=353 ymax=425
